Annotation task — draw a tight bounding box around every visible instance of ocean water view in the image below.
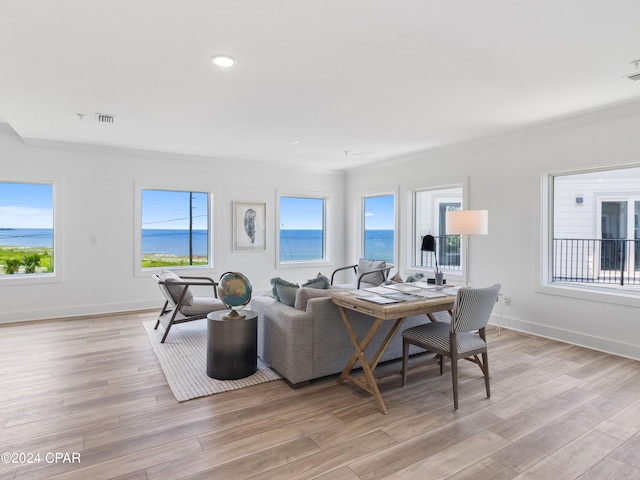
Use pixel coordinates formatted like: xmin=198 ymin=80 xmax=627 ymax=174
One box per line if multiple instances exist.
xmin=142 ymin=229 xmax=209 ymax=257
xmin=0 ymin=228 xmax=53 ymax=249
xmin=363 ymin=229 xmax=395 ymax=262
xmin=0 ymin=228 xmax=210 ymax=257
xmin=281 ymin=229 xmax=393 ymax=262
xmin=1 ymin=228 xmax=394 ymax=262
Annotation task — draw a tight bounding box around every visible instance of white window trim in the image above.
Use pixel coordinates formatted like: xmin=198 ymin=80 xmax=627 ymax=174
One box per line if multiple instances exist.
xmin=134 ymin=183 xmax=215 ymax=277
xmin=538 ymin=165 xmax=640 ymax=307
xmin=0 ymin=176 xmax=63 ymax=286
xmin=276 ymin=190 xmax=331 ymax=269
xmin=360 ymin=191 xmax=397 ymax=264
xmin=404 ymin=176 xmax=468 ymax=283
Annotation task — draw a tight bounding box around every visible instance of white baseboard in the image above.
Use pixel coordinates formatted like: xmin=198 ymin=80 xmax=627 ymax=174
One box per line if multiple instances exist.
xmin=490 ymin=313 xmax=640 ymax=361
xmin=0 ymin=300 xmax=159 ymax=324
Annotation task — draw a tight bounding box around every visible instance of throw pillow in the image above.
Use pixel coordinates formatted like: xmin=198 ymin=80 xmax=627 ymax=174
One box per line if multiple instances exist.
xmin=385 ymin=273 xmax=404 ymax=285
xmin=270 ymin=277 xmax=299 ymax=306
xmin=357 ymin=258 xmax=387 ymax=286
xmin=405 ymin=272 xmax=426 ymax=283
xmin=294 ymin=287 xmax=331 ymax=310
xmin=160 ymin=269 xmax=194 ymax=306
xmin=301 ymin=274 xmax=331 ymax=290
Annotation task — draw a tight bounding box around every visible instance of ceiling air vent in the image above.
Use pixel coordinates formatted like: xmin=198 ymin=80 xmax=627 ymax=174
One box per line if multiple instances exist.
xmin=626 ymin=71 xmax=640 ymax=82
xmin=95 ymin=113 xmax=115 ymax=124
xmin=625 ymin=59 xmax=640 ymax=81
xmin=351 ymin=151 xmax=374 ymax=157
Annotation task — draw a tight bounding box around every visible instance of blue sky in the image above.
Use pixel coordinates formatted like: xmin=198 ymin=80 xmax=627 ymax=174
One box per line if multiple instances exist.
xmin=1 ymin=183 xmax=395 ymax=231
xmin=280 ymin=197 xmax=324 ymax=229
xmin=364 ymin=194 xmax=395 ymax=229
xmin=280 ymin=195 xmax=394 ymax=230
xmin=0 ymin=182 xmax=53 ymax=228
xmin=142 ymin=190 xmax=209 ymax=229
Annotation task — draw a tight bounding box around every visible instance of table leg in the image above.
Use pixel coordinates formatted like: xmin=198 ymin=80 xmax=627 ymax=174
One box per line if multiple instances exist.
xmin=336 ymin=305 xmax=408 ymax=415
xmin=337 ymin=306 xmax=384 ymax=383
xmin=367 ymin=317 xmax=405 ymax=372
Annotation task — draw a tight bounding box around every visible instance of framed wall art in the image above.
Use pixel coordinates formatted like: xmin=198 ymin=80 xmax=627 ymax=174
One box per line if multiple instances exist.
xmin=233 ymin=201 xmax=266 ymax=251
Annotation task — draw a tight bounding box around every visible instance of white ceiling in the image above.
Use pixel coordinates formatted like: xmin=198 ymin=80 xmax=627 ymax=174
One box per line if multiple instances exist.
xmin=2 ymin=1 xmax=640 ymax=170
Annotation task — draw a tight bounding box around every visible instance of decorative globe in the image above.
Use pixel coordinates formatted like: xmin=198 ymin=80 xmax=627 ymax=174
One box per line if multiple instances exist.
xmin=218 ymin=272 xmax=252 ymax=319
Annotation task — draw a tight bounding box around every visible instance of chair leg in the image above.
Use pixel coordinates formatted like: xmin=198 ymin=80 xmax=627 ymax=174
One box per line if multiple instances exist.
xmin=159 ymin=306 xmax=181 ymax=343
xmin=401 ymin=338 xmax=409 ymax=386
xmin=160 ymin=323 xmax=171 ymax=343
xmin=451 ymin=355 xmax=459 ymax=410
xmin=154 ymin=301 xmax=169 ymax=330
xmin=482 ymin=351 xmax=490 ymax=398
xmin=439 ymin=354 xmax=444 ymax=375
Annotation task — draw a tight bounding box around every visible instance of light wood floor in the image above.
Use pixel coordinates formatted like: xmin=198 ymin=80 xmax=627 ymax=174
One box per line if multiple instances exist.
xmin=2 ymin=311 xmax=640 ymax=480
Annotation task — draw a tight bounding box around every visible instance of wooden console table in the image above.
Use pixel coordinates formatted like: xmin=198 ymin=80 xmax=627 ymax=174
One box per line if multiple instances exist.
xmin=328 ymin=289 xmax=455 ymax=414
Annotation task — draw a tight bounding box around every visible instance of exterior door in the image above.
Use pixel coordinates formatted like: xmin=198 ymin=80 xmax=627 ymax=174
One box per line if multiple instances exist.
xmin=438 ymin=202 xmax=461 ymax=267
xmin=600 ymin=201 xmax=627 ymax=271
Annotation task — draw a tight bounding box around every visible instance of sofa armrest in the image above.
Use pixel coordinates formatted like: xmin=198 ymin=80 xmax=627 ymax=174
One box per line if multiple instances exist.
xmin=251 ymin=295 xmax=315 ymax=386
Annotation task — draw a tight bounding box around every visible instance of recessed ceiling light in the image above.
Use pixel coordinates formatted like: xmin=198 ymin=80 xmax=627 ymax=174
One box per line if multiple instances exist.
xmin=210 ymin=55 xmax=237 ymax=67
xmin=289 ymin=140 xmax=300 ymax=145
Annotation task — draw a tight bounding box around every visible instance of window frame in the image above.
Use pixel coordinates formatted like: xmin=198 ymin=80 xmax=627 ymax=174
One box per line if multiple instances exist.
xmin=0 ymin=177 xmax=62 ymax=285
xmin=276 ymin=191 xmax=330 ymax=268
xmin=539 ymin=164 xmax=640 ymax=307
xmin=360 ymin=192 xmax=396 ymax=264
xmin=135 ymin=184 xmax=215 ymax=277
xmin=404 ymin=177 xmax=468 ymax=283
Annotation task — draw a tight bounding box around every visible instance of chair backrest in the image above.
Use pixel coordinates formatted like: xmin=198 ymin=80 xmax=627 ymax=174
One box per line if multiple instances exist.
xmin=357 ymin=258 xmax=389 ymax=285
xmin=153 ymin=274 xmax=178 ymax=308
xmin=451 ymin=283 xmax=501 ymax=333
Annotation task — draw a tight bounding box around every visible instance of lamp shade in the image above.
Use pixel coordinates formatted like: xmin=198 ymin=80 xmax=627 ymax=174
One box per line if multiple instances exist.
xmin=446 ymin=210 xmax=488 ymax=235
xmin=421 ymin=234 xmax=436 ymax=252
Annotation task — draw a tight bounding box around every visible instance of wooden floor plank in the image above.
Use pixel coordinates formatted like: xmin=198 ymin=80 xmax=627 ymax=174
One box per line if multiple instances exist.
xmin=510 ymin=429 xmax=624 ymax=480
xmin=1 ymin=312 xmax=640 ymax=479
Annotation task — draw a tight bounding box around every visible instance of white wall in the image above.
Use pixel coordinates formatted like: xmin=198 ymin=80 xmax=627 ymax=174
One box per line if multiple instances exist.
xmin=345 ymin=101 xmax=640 ymax=360
xmin=0 ymin=125 xmax=346 ymax=323
xmin=4 ymin=99 xmax=640 ymax=360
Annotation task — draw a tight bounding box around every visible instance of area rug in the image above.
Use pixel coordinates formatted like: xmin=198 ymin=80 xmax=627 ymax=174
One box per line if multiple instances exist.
xmin=143 ymin=319 xmax=281 ymax=401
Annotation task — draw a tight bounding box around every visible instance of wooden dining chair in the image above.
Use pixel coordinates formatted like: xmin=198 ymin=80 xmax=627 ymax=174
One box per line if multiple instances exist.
xmin=401 ymin=283 xmax=501 ymax=409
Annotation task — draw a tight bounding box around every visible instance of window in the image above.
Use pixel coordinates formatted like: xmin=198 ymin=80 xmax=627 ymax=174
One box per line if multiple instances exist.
xmin=0 ymin=181 xmax=54 ymax=276
xmin=550 ymin=165 xmax=640 ymax=292
xmin=411 ymin=185 xmax=463 ymax=273
xmin=363 ymin=194 xmax=395 ymax=263
xmin=140 ymin=189 xmax=210 ymax=269
xmin=279 ymin=195 xmax=326 ymax=263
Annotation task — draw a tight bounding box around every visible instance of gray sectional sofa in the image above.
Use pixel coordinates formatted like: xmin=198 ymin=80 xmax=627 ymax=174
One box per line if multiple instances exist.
xmin=252 ymin=287 xmax=447 ymax=386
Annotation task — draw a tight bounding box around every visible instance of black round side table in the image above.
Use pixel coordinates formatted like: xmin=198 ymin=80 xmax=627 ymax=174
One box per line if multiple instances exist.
xmin=206 ymin=309 xmax=257 ymax=380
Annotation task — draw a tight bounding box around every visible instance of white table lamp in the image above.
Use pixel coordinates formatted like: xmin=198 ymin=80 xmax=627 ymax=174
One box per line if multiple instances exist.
xmin=446 ymin=210 xmax=488 ymax=283
xmin=446 ymin=210 xmax=488 ymax=235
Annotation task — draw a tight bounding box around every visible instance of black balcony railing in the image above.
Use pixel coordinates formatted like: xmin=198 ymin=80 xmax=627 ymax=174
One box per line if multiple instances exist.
xmin=553 ymin=238 xmax=640 ymax=286
xmin=419 ymin=235 xmax=461 ymax=271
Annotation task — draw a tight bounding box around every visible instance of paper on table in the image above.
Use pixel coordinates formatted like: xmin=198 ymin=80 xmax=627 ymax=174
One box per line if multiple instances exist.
xmin=356 ymin=295 xmax=402 ymax=304
xmin=410 ymin=289 xmax=447 ymax=298
xmin=363 ymin=286 xmax=396 ymax=295
xmin=410 ymin=281 xmax=438 ymax=289
xmin=440 ymin=287 xmax=460 ymax=296
xmin=384 ymin=283 xmax=421 ymax=293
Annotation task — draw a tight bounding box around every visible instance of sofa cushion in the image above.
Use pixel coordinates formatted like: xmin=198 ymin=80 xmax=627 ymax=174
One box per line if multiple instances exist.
xmin=270 ymin=277 xmax=299 ymax=306
xmin=179 ymin=296 xmax=226 ymax=315
xmin=358 ymin=258 xmax=387 ymax=285
xmin=301 ymin=274 xmax=331 ymax=290
xmin=294 ymin=287 xmax=331 ymax=310
xmin=159 ymin=269 xmax=194 ymax=306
